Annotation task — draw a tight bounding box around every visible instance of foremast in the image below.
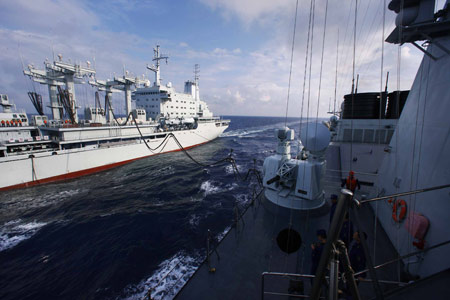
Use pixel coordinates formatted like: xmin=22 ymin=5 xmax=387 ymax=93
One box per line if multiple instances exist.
xmin=147 ymin=45 xmax=169 ymax=87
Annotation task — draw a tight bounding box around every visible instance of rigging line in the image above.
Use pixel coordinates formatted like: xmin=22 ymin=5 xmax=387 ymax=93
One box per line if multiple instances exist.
xmin=395 ymin=0 xmax=404 ymax=280
xmin=314 ymin=0 xmax=329 ymax=142
xmin=374 ymin=0 xmax=387 ymax=264
xmin=300 ymin=0 xmax=316 ymax=197
xmin=268 ymin=0 xmax=309 ymax=264
xmin=342 ymin=0 xmax=376 ymax=83
xmin=333 ymin=29 xmax=339 ymax=115
xmin=336 ymin=0 xmax=356 ymax=74
xmin=356 ymin=0 xmax=373 ymax=40
xmin=284 ymin=0 xmax=299 ymax=127
xmin=300 ymin=0 xmax=316 ymax=273
xmin=336 ymin=0 xmax=358 ymax=94
xmin=354 ymin=0 xmax=382 ymax=74
xmin=296 ymin=0 xmax=314 ymax=273
xmin=337 ymin=0 xmax=384 ymax=106
xmin=355 ymin=13 xmax=384 ymax=77
xmin=282 ymin=0 xmax=299 ymax=270
xmin=296 ymin=0 xmax=314 ymax=152
xmin=349 ymin=17 xmax=395 ymax=87
xmin=350 ymin=0 xmax=358 ymax=172
xmin=305 ymin=0 xmax=316 ymax=152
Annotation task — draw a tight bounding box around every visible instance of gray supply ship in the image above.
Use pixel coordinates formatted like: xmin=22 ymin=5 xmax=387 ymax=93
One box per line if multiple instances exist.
xmin=175 ymin=0 xmax=450 ymax=299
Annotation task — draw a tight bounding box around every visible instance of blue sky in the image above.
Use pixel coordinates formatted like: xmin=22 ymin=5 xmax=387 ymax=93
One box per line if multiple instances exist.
xmin=0 ymin=0 xmax=444 ymax=117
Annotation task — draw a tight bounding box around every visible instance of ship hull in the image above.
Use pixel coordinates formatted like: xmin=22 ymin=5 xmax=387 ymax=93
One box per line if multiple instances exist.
xmin=0 ymin=122 xmax=228 ymax=191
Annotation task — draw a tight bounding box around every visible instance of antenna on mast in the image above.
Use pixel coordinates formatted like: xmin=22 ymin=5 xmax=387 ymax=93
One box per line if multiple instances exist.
xmin=147 ymin=45 xmax=169 ymax=86
xmin=194 ymin=64 xmax=200 ymax=100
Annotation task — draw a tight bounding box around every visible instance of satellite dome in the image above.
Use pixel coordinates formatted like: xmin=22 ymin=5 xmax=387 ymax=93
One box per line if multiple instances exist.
xmin=300 ymin=122 xmax=330 ymax=153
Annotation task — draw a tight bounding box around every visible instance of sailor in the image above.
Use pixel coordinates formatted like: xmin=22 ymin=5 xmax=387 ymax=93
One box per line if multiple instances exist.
xmin=341 ymin=171 xmax=361 ymax=193
xmin=311 ymin=229 xmax=327 ymax=281
xmin=329 ymin=194 xmax=338 ymax=223
xmin=339 ymin=213 xmax=354 ymax=247
xmin=349 ymin=231 xmax=367 ymax=280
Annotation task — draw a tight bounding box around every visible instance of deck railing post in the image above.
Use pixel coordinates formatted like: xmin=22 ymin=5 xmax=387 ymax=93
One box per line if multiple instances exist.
xmin=310 ymin=189 xmax=353 ymax=300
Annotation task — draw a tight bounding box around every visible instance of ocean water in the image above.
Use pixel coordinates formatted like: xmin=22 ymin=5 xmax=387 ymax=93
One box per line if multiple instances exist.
xmin=0 ymin=116 xmax=303 ymax=300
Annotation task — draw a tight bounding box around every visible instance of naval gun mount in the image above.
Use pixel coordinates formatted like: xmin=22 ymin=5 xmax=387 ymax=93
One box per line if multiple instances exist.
xmin=263 ymin=123 xmax=331 ymax=210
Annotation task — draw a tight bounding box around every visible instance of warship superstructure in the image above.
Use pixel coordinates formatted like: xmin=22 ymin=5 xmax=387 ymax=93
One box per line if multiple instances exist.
xmin=176 ymin=0 xmax=450 ymax=299
xmin=0 ymin=46 xmax=229 ymax=191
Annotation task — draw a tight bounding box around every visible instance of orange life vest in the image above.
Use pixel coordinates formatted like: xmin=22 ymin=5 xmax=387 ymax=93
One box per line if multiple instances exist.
xmin=346 ymin=177 xmax=357 ymax=191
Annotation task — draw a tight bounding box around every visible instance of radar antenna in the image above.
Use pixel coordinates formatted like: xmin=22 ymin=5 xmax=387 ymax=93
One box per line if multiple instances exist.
xmin=146 ymin=45 xmax=169 ymax=86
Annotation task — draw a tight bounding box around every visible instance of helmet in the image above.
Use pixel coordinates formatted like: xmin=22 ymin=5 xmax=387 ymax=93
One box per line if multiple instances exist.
xmin=349 ymin=171 xmax=355 ymax=176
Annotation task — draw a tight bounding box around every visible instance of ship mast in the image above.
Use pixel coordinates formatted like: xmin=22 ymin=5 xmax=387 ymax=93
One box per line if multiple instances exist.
xmin=146 ymin=45 xmax=168 ymax=87
xmin=194 ymin=64 xmax=200 ymax=100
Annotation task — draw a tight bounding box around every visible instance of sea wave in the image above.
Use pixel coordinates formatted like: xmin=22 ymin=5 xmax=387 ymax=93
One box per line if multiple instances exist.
xmin=0 ymin=219 xmax=47 ymax=252
xmin=221 ymin=120 xmax=300 ymax=138
xmin=121 ymin=251 xmax=201 ymax=300
xmin=1 ymin=189 xmax=84 ymax=212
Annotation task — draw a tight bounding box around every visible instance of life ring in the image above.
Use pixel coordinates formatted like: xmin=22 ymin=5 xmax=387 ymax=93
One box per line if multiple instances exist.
xmin=391 ymin=199 xmax=407 ymax=223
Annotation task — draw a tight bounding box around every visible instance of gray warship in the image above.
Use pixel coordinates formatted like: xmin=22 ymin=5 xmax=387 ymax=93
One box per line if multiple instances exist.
xmin=175 ymin=0 xmax=450 ymax=299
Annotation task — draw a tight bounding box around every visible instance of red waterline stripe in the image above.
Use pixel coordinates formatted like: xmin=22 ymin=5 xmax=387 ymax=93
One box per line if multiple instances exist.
xmin=0 ymin=141 xmax=208 ymax=192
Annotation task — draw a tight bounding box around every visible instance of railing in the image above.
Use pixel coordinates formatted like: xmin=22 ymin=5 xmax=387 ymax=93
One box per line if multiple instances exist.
xmin=261 ymin=272 xmax=409 ymax=300
xmin=261 ymin=183 xmax=450 ymax=300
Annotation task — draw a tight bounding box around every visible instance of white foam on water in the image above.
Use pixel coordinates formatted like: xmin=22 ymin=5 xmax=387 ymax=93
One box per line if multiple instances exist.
xmin=235 ymin=193 xmax=251 ymax=206
xmin=224 ymin=164 xmax=244 ymax=175
xmin=188 ymin=214 xmax=201 ymax=227
xmin=0 ymin=219 xmax=47 ymax=252
xmin=200 ymin=181 xmax=238 ymax=197
xmin=2 ymin=189 xmax=84 ymax=212
xmin=121 ymin=251 xmax=201 ymax=300
xmin=200 ymin=180 xmax=222 ymax=196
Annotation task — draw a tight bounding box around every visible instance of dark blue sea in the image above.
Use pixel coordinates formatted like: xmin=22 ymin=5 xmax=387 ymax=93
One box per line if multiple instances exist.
xmin=0 ymin=116 xmax=303 ymax=300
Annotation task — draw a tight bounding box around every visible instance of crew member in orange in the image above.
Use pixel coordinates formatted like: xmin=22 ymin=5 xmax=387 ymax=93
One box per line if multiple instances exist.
xmin=341 ymin=171 xmax=360 ymax=193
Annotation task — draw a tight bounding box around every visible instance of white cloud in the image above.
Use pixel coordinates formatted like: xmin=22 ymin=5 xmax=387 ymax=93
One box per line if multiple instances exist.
xmin=0 ymin=0 xmax=426 ymax=118
xmin=234 ymin=91 xmax=245 ymax=103
xmin=198 ymin=0 xmax=293 ymax=28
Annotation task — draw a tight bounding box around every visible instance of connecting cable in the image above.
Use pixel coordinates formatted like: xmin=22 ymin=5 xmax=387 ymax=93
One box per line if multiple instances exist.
xmin=103 ymin=92 xmax=262 ymax=185
xmin=284 ymin=0 xmax=299 ymax=127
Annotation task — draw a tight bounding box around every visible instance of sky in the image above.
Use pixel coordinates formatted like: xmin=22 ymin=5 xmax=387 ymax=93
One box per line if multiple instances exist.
xmin=0 ymin=0 xmax=446 ymax=117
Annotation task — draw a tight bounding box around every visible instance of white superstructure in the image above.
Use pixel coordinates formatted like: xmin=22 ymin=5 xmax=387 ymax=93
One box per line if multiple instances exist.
xmin=0 ymin=46 xmax=229 ymax=191
xmin=133 ymin=46 xmax=213 ymax=120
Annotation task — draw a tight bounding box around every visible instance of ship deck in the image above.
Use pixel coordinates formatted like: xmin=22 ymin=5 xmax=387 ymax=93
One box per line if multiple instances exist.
xmin=175 ymin=150 xmax=404 ymax=299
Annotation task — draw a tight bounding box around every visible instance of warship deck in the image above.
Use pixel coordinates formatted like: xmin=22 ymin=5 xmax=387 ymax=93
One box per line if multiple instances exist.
xmin=176 ymin=149 xmax=402 ymax=299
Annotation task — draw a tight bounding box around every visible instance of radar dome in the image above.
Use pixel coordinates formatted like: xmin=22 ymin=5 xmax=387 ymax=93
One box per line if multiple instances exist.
xmin=300 ymin=122 xmax=330 ymax=153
